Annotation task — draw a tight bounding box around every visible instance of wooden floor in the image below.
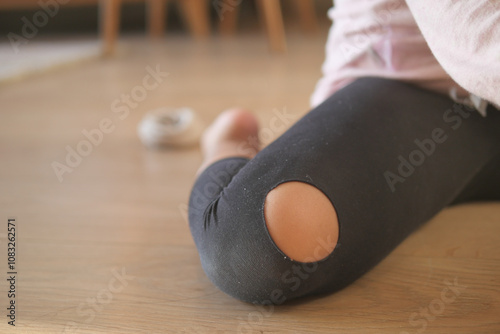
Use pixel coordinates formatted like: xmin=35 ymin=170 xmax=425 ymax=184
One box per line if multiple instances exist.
xmin=1 ymin=33 xmax=500 ymax=334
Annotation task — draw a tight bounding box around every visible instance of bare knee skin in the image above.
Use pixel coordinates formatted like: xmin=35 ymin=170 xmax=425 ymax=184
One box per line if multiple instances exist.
xmin=264 ymin=181 xmax=339 ymax=263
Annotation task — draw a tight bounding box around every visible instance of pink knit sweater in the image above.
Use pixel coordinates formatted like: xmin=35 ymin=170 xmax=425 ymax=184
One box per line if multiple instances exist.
xmin=311 ymin=0 xmax=500 ymax=114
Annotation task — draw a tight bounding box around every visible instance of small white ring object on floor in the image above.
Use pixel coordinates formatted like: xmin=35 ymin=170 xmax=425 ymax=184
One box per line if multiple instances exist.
xmin=138 ymin=107 xmax=204 ymax=148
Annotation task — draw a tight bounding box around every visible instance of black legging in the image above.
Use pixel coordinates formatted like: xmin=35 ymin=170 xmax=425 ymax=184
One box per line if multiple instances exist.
xmin=188 ymin=78 xmax=500 ymax=304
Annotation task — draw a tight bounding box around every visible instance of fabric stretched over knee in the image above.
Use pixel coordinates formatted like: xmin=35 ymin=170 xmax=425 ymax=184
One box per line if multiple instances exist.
xmin=189 ymin=78 xmax=500 ymax=303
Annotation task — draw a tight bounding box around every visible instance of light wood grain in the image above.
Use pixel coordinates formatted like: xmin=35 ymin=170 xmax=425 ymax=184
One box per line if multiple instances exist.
xmin=0 ymin=33 xmax=499 ymax=333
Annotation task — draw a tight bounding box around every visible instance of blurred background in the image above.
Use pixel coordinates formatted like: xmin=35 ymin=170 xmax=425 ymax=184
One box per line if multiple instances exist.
xmin=0 ymin=0 xmax=333 ymax=82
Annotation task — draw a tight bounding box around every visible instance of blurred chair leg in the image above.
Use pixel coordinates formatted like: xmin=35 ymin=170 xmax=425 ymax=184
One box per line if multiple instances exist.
xmin=148 ymin=0 xmax=167 ymax=38
xmin=100 ymin=0 xmax=121 ymax=56
xmin=178 ymin=0 xmax=210 ymax=39
xmin=218 ymin=2 xmax=240 ymax=36
xmin=256 ymin=0 xmax=287 ymax=53
xmin=293 ymin=0 xmax=318 ymax=34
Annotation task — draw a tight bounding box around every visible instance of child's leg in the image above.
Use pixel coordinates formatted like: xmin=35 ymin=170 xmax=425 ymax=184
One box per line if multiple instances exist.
xmin=188 ymin=78 xmax=500 ymax=304
xmin=452 ymin=151 xmax=500 ymax=204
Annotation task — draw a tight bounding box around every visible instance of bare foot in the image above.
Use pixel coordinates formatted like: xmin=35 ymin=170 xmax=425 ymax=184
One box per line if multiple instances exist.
xmin=197 ymin=108 xmax=260 ymax=175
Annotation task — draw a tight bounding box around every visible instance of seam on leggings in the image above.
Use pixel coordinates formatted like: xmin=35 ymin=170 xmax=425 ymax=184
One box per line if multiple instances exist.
xmin=200 ymin=157 xmax=250 ymax=230
xmin=260 ymin=179 xmax=342 ymax=265
xmin=203 ymin=195 xmax=221 ymax=230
